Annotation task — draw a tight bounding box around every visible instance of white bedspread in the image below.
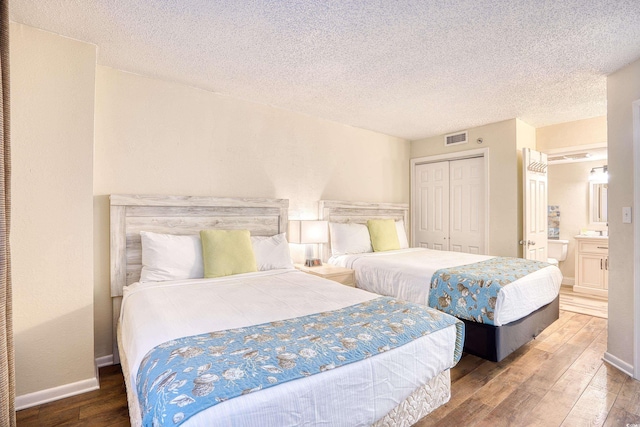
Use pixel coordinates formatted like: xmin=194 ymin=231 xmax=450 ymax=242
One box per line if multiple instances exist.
xmin=119 ymin=269 xmax=458 ymax=426
xmin=329 ymin=248 xmax=562 ymax=326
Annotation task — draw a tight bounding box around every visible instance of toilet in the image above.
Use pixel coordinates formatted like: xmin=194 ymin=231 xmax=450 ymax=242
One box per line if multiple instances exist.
xmin=547 ymin=239 xmax=569 ymax=266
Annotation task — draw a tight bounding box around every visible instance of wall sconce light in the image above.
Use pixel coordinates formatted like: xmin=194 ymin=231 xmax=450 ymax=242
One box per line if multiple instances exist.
xmin=589 ymin=165 xmax=608 ymax=182
xmin=288 ymin=220 xmax=328 ymax=267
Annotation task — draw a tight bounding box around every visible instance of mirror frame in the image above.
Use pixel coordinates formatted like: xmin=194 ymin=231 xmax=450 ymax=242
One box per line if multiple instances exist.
xmin=589 ymin=181 xmax=608 ymax=225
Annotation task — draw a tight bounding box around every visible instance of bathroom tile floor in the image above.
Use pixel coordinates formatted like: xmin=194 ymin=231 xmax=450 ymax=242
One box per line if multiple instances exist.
xmin=559 ymin=285 xmax=608 ymax=319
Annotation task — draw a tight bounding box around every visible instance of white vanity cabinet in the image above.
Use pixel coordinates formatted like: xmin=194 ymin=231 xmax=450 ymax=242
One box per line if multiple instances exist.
xmin=574 ymin=236 xmax=608 ymax=297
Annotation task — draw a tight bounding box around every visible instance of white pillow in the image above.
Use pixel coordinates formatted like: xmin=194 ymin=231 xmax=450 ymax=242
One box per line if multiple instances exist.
xmin=396 ymin=220 xmax=409 ymax=249
xmin=251 ymin=233 xmax=294 ymax=271
xmin=139 ymin=231 xmax=204 ymax=282
xmin=329 ymin=222 xmax=373 ymax=255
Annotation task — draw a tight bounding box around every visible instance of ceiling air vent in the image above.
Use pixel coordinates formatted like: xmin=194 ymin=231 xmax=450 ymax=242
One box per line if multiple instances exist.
xmin=548 ymin=152 xmax=594 ymax=163
xmin=444 ymin=131 xmax=468 ymax=147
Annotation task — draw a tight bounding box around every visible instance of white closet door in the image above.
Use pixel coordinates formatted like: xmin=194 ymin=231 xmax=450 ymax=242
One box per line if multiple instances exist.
xmin=449 ymin=157 xmax=485 ymax=254
xmin=414 ymin=161 xmax=450 ymax=250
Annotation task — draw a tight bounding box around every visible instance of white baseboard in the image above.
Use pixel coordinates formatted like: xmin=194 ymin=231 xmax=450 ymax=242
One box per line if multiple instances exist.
xmin=95 ymin=354 xmax=114 ymax=368
xmin=15 ymin=354 xmax=116 ymax=410
xmin=15 ymin=376 xmax=99 ymax=410
xmin=603 ymin=352 xmax=634 ymax=377
xmin=562 ymin=277 xmax=575 ymax=286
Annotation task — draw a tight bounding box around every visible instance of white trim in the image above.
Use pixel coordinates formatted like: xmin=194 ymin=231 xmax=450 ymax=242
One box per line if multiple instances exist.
xmin=633 ymin=99 xmax=640 ymax=380
xmin=604 ymin=351 xmax=634 ymax=377
xmin=96 ymin=354 xmax=114 ymax=368
xmin=562 ymin=277 xmax=575 ymax=287
xmin=410 ymin=148 xmax=490 ymax=254
xmin=15 ymin=376 xmax=99 ymax=410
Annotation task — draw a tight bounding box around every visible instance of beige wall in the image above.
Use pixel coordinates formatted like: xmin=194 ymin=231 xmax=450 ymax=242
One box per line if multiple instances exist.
xmin=11 ymin=24 xmax=96 ymax=396
xmin=537 ymin=116 xmax=607 ymax=151
xmin=548 ymin=160 xmax=608 ymax=280
xmin=606 ymin=57 xmax=640 ymax=370
xmin=411 ymin=119 xmax=522 ymax=257
xmin=92 ymin=66 xmax=410 ymax=358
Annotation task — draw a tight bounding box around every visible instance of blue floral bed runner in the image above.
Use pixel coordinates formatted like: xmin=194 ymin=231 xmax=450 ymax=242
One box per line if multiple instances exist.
xmin=136 ymin=296 xmax=464 ymax=426
xmin=428 ymin=257 xmax=550 ymax=325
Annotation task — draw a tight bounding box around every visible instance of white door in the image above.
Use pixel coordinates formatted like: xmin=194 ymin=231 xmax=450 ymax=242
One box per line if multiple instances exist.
xmin=414 ymin=161 xmax=449 ymax=250
xmin=522 ymin=148 xmax=548 ymax=261
xmin=414 ymin=157 xmax=485 ymax=253
xmin=449 ymin=157 xmax=485 ymax=254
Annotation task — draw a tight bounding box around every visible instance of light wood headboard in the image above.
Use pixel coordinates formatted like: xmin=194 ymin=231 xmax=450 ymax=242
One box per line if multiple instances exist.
xmin=318 ymin=200 xmax=409 ymax=261
xmin=110 ymin=194 xmax=289 ymax=360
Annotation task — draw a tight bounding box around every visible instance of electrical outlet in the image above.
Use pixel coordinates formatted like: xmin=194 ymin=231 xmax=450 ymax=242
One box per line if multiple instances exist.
xmin=623 ymin=207 xmax=632 ymax=224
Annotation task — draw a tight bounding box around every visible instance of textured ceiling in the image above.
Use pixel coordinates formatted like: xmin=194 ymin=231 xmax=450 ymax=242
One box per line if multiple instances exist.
xmin=10 ymin=1 xmax=640 ymax=140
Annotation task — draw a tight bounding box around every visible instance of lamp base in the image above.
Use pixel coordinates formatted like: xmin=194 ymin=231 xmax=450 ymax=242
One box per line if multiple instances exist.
xmin=305 ymin=258 xmax=322 ymax=267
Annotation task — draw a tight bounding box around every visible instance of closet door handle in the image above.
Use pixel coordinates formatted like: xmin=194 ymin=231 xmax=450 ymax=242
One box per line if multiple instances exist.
xmin=605 ymin=258 xmax=608 ymax=270
xmin=600 ymin=259 xmax=603 ymax=269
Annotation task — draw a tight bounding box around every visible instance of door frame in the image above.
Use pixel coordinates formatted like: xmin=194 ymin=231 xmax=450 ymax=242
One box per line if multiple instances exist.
xmin=633 ymin=98 xmax=640 ymax=379
xmin=410 ymin=147 xmax=490 ymax=253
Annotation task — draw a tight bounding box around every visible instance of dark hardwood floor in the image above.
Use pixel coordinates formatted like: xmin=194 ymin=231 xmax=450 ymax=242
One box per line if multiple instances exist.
xmin=16 ymin=364 xmax=129 ymax=427
xmin=16 ymin=310 xmax=640 ymax=426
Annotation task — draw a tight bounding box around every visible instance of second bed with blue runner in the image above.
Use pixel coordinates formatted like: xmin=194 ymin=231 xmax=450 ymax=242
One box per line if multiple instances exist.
xmin=428 ymin=257 xmax=550 ymax=325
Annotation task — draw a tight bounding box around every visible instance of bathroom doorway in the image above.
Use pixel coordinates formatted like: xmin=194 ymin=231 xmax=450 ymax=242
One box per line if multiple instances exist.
xmin=545 ymin=144 xmax=609 ymax=315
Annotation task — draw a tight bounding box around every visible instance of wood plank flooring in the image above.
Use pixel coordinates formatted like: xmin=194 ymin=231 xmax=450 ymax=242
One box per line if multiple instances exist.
xmin=416 ymin=310 xmax=639 ymax=427
xmin=16 ymin=365 xmax=129 ymax=427
xmin=17 ymin=310 xmax=640 ymax=426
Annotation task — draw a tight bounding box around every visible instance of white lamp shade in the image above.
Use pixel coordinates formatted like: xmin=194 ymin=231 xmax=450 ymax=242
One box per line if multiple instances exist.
xmin=288 ymin=220 xmax=328 ymax=244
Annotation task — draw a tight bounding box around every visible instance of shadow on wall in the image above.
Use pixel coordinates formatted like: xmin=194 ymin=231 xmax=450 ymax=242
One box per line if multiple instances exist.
xmin=93 ymin=195 xmax=112 ymax=359
xmin=14 ymin=303 xmax=96 ymax=397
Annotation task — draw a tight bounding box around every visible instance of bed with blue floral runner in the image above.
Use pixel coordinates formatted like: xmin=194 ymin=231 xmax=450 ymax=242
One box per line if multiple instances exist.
xmin=428 ymin=257 xmax=550 ymax=325
xmin=135 ymin=296 xmax=464 ymax=427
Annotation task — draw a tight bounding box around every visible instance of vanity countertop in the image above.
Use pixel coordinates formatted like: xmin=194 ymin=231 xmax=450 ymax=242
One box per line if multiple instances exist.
xmin=574 ymin=235 xmax=608 ymax=240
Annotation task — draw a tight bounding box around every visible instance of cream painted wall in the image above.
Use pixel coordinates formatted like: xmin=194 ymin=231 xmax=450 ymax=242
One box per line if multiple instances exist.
xmin=92 ymin=66 xmax=410 ymax=358
xmin=411 ymin=119 xmax=522 ymax=257
xmin=11 ymin=24 xmax=96 ymax=395
xmin=537 ymin=116 xmax=607 ymax=151
xmin=548 ymin=160 xmax=608 ymax=281
xmin=606 ymin=57 xmax=640 ymax=370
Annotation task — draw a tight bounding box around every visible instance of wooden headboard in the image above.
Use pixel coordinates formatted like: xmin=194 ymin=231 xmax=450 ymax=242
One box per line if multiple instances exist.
xmin=318 ymin=200 xmax=409 ymax=261
xmin=109 ymin=194 xmax=289 ymax=360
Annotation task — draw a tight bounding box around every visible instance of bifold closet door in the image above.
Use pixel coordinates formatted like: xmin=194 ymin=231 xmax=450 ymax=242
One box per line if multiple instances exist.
xmin=414 ymin=161 xmax=450 ymax=250
xmin=449 ymin=157 xmax=485 ymax=254
xmin=413 ymin=157 xmax=485 ymax=253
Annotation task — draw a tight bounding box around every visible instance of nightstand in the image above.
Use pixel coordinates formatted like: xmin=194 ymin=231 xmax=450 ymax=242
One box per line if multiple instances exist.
xmin=294 ymin=264 xmax=355 ymax=287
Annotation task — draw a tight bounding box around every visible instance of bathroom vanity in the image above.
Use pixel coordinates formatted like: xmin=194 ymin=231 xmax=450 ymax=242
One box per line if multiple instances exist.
xmin=574 ymin=235 xmax=608 ymax=298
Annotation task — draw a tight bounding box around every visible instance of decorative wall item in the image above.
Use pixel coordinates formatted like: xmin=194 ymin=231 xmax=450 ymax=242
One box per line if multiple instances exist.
xmin=548 ymin=205 xmax=560 ymax=239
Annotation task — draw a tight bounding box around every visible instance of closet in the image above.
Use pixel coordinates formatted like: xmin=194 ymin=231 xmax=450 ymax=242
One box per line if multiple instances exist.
xmin=412 ymin=156 xmax=486 ymax=253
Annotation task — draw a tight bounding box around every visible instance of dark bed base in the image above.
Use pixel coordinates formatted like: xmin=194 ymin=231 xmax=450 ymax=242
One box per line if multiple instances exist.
xmin=461 ymin=296 xmax=560 ymax=362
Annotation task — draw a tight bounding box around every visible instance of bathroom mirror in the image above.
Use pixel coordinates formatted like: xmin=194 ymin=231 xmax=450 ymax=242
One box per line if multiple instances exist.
xmin=589 ymin=182 xmax=608 ymax=224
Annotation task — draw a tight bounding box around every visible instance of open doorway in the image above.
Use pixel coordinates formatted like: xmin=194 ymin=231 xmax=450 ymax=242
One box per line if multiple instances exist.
xmin=544 ymin=144 xmax=608 ymax=317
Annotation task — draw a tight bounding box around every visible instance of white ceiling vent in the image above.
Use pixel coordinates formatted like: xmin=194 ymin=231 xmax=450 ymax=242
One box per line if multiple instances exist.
xmin=546 ymin=146 xmax=607 ymax=164
xmin=548 ymin=153 xmax=592 ymax=162
xmin=444 ymin=131 xmax=468 ymax=147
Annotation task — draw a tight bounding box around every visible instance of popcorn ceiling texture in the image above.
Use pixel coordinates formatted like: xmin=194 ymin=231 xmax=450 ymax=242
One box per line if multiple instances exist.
xmin=10 ymin=0 xmax=640 ymax=140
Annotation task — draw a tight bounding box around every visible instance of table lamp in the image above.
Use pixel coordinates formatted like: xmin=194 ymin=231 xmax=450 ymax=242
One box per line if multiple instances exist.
xmin=288 ymin=220 xmax=328 ymax=267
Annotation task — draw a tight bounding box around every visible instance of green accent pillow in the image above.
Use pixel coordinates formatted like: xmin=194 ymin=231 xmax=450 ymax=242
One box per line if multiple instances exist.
xmin=200 ymin=229 xmax=257 ymax=278
xmin=367 ymin=219 xmax=400 ymax=252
